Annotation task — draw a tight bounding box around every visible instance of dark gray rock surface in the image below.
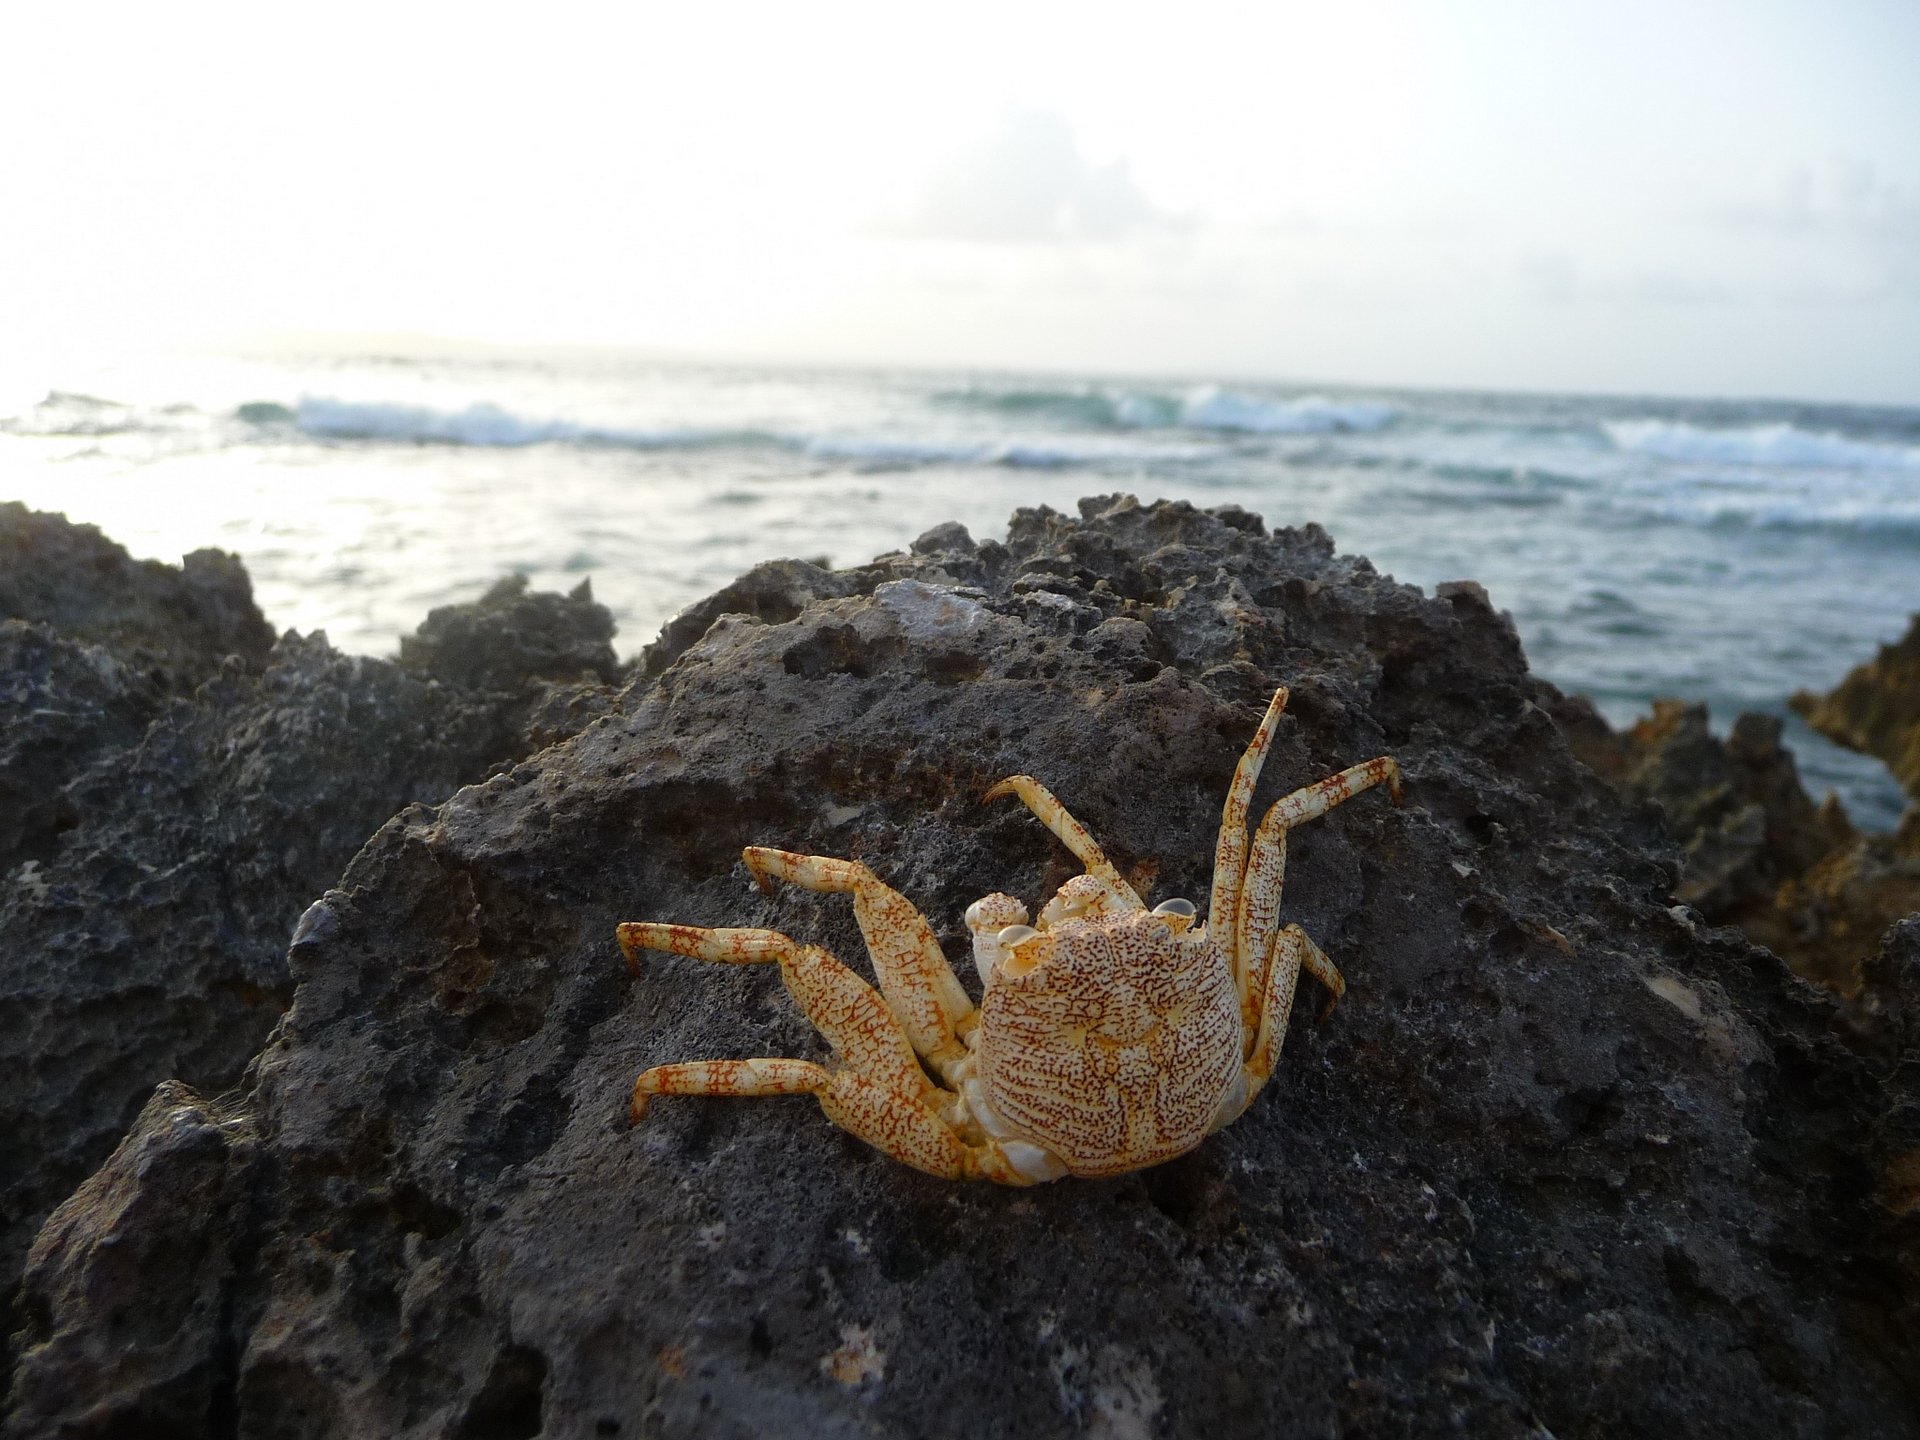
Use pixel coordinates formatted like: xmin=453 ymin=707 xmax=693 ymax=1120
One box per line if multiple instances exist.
xmin=0 ymin=500 xmax=274 ymax=690
xmin=1537 ymin=692 xmax=1920 ymax=995
xmin=1560 ymin=699 xmax=1854 ymax=918
xmin=0 ymin=502 xmax=276 ymax=877
xmin=0 ymin=511 xmax=622 ymax=1406
xmin=402 ymin=574 xmax=623 ymax=694
xmin=636 ymin=558 xmax=855 ymax=681
xmin=0 ymin=621 xmax=166 ymax=874
xmin=8 ymin=497 xmax=1918 ymax=1437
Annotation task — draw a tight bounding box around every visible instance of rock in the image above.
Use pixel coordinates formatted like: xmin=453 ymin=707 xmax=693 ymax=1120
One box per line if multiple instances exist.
xmin=6 ymin=1083 xmax=257 ymax=1435
xmin=9 ymin=496 xmax=1917 ymax=1437
xmin=1544 ymin=691 xmax=1920 ymax=996
xmin=638 ymin=559 xmax=855 ymax=680
xmin=0 ymin=622 xmax=165 ymax=874
xmin=0 ymin=511 xmax=624 ymax=1397
xmin=1754 ymin=836 xmax=1920 ymax=995
xmin=1854 ymin=915 xmax=1920 ymax=1064
xmin=0 ymin=506 xmax=276 ymax=878
xmin=1850 ymin=918 xmax=1920 ymax=1307
xmin=400 ymin=574 xmax=621 ymax=693
xmin=0 ymin=500 xmax=274 ymax=689
xmin=1793 ymin=614 xmax=1920 ymax=826
xmin=1551 ymin=698 xmax=1853 ymax=913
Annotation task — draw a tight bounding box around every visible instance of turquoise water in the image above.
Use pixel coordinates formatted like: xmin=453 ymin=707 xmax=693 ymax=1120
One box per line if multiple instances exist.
xmin=4 ymin=347 xmax=1917 ymax=827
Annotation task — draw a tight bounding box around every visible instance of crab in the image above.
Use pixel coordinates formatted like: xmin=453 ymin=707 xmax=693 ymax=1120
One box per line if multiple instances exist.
xmin=617 ymin=686 xmax=1400 ymax=1184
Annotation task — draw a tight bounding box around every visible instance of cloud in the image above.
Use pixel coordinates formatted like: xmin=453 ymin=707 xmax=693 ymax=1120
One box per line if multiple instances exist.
xmin=883 ymin=109 xmax=1172 ymax=244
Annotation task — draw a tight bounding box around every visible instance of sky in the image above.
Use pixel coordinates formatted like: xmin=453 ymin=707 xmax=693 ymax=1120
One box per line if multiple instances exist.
xmin=4 ymin=0 xmax=1918 ymax=402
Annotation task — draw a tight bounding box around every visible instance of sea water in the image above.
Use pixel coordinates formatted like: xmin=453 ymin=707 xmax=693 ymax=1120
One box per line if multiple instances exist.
xmin=3 ymin=346 xmax=1916 ymax=828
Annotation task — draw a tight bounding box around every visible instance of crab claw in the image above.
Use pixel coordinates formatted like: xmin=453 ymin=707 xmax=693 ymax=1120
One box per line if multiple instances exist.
xmin=965 ymin=893 xmax=1030 ymax=987
xmin=965 ymin=894 xmax=1029 ymax=933
xmin=1039 ymin=873 xmax=1114 ymax=929
xmin=997 ymin=927 xmax=1055 ymax=980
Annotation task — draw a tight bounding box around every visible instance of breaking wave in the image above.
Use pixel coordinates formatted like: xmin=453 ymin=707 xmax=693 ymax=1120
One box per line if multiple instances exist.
xmin=930 ymin=385 xmax=1145 ymax=429
xmin=1605 ymin=419 xmax=1920 ymax=472
xmin=934 ymin=381 xmax=1397 ymax=435
xmin=803 ymin=432 xmax=1220 ymax=468
xmin=0 ymin=390 xmax=209 ymax=438
xmin=285 ymin=395 xmax=1221 ymax=470
xmin=290 ymin=396 xmax=755 ymax=450
xmin=1175 ymin=386 xmax=1397 ymax=434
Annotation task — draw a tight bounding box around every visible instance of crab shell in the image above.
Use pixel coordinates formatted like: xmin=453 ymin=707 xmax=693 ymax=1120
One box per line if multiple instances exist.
xmin=968 ymin=906 xmax=1243 ymax=1177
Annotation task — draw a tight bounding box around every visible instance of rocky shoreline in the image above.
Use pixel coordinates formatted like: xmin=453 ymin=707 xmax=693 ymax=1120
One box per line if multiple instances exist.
xmin=3 ymin=496 xmax=1916 ymax=1436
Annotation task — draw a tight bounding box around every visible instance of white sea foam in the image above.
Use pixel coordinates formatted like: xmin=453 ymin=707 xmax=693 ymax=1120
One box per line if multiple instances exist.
xmin=1609 ymin=496 xmax=1920 ymax=539
xmin=293 ymin=396 xmax=732 ymax=450
xmin=299 ymin=396 xmax=604 ymax=445
xmin=1604 ymin=419 xmax=1920 ymax=472
xmin=1176 ymin=386 xmax=1396 ymax=435
xmin=288 ymin=397 xmax=1232 ymax=469
xmin=989 ymin=436 xmax=1220 ymax=467
xmin=803 ymin=432 xmax=1219 ymax=468
xmin=0 ymin=390 xmax=214 ymax=438
xmin=1111 ymin=392 xmax=1179 ymax=428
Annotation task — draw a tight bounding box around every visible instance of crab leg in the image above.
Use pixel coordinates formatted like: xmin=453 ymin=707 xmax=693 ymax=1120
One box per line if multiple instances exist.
xmin=1299 ymin=939 xmax=1346 ymax=1013
xmin=984 ymin=775 xmax=1144 ymax=910
xmin=631 ymin=1056 xmax=978 ymax=1179
xmin=1247 ymin=925 xmax=1332 ymax=1090
xmin=741 ymin=848 xmax=973 ymax=1078
xmin=627 ymin=1058 xmax=827 ymax=1121
xmin=621 ymin=922 xmax=962 ymax=1166
xmin=1207 ymin=687 xmax=1290 ymax=1005
xmin=619 ymin=923 xmax=933 ymax=1100
xmin=620 ymin=921 xmax=1057 ymax=1184
xmin=1209 ymin=923 xmax=1345 ymax=1132
xmin=822 ymin=1073 xmax=1063 ymax=1184
xmin=1234 ymin=755 xmax=1399 ymax=1041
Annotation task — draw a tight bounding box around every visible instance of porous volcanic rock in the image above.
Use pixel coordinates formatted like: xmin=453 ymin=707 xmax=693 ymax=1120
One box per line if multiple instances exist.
xmin=0 ymin=621 xmax=167 ymax=875
xmin=0 ymin=513 xmax=621 ymax=1398
xmin=1554 ymin=698 xmax=1850 ymax=908
xmin=402 ymin=573 xmax=624 ymax=694
xmin=1795 ymin=614 xmax=1920 ymax=838
xmin=0 ymin=504 xmax=276 ymax=877
xmin=1760 ymin=834 xmax=1920 ymax=996
xmin=1540 ymin=692 xmax=1920 ymax=993
xmin=636 ymin=558 xmax=856 ymax=680
xmin=0 ymin=500 xmax=274 ymax=689
xmin=9 ymin=497 xmax=1919 ymax=1437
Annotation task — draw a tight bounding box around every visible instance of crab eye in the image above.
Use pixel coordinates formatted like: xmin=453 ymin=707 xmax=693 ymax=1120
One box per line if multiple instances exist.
xmin=964 ymin=899 xmax=987 ymax=927
xmin=998 ymin=925 xmax=1040 ymax=946
xmin=1152 ymin=898 xmax=1196 ymax=918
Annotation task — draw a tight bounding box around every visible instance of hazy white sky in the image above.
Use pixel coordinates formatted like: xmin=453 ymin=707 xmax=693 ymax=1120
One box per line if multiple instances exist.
xmin=5 ymin=0 xmax=1917 ymax=401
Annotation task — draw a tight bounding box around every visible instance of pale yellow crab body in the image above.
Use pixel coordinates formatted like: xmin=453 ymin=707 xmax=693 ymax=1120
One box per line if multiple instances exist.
xmin=971 ymin=910 xmax=1242 ymax=1177
xmin=618 ymin=685 xmax=1400 ymax=1184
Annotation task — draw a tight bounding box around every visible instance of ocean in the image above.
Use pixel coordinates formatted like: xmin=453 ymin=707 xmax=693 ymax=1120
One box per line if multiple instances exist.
xmin=3 ymin=346 xmax=1916 ymax=828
